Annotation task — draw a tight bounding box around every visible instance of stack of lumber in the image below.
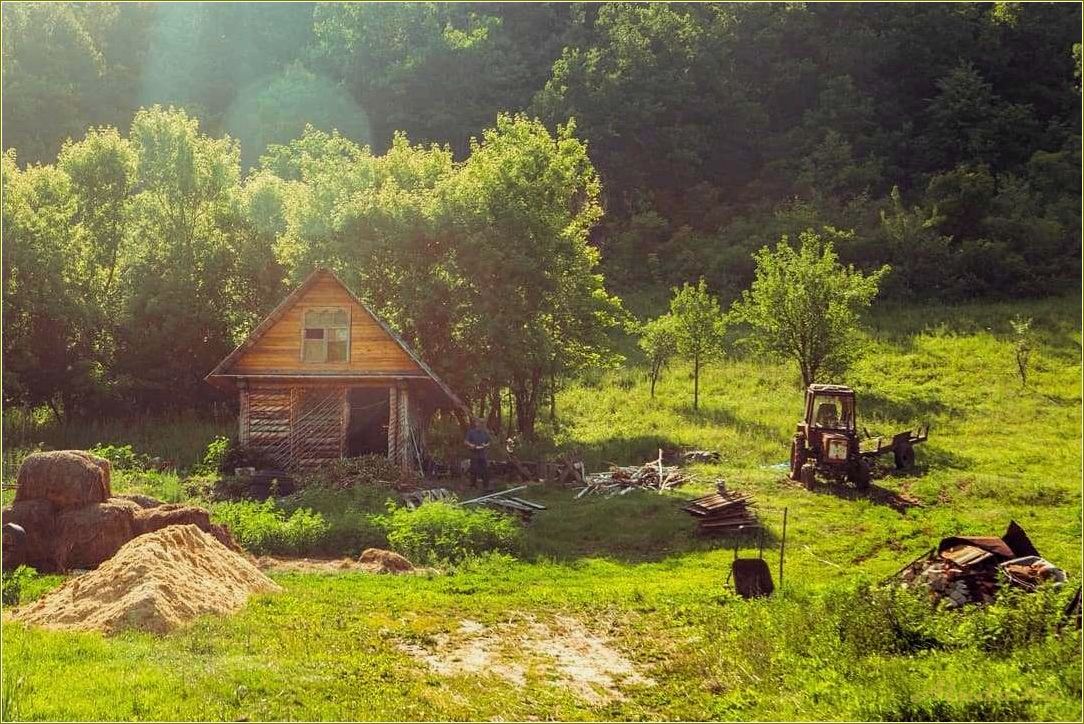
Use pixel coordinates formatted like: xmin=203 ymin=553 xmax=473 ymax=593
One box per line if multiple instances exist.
xmin=682 ymin=483 xmax=759 ymax=533
xmin=461 ymin=486 xmax=547 ymax=521
xmin=575 ymin=450 xmax=688 ymax=498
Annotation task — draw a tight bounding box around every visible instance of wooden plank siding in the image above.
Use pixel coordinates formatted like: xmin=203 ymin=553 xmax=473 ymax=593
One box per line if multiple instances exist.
xmin=231 ymin=275 xmax=423 ymax=376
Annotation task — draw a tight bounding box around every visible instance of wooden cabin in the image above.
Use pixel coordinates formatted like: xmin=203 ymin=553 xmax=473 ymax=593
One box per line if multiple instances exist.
xmin=206 ymin=268 xmax=465 ymax=472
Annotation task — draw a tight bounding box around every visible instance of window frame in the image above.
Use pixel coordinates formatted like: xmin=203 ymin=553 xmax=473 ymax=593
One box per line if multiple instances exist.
xmin=299 ymin=305 xmax=351 ymax=364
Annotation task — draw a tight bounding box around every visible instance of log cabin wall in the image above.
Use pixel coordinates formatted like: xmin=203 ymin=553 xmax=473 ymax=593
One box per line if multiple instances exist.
xmin=240 ymin=382 xmax=422 ymax=472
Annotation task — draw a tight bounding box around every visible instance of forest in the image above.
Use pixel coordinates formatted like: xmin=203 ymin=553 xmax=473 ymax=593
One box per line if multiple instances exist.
xmin=2 ymin=1 xmax=1081 ymax=423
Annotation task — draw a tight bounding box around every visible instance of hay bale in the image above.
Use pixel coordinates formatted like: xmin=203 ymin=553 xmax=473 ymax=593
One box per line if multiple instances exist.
xmin=53 ymin=498 xmax=140 ymax=570
xmin=1 ymin=500 xmax=56 ymax=569
xmin=116 ymin=494 xmax=164 ymax=509
xmin=358 ymin=547 xmax=414 ymax=574
xmin=133 ymin=504 xmax=240 ymax=552
xmin=15 ymin=451 xmax=111 ymax=510
xmin=13 ymin=524 xmax=281 ymax=635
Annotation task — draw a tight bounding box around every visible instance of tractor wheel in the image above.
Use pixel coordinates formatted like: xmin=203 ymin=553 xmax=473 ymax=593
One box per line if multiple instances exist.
xmin=800 ymin=461 xmax=816 ymax=490
xmin=850 ymin=458 xmax=872 ymax=490
xmin=894 ymin=442 xmax=915 ymax=470
xmin=789 ymin=437 xmax=807 ymax=481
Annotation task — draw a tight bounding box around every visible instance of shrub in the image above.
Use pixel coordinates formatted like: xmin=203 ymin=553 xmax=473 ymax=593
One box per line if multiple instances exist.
xmin=374 ymin=501 xmax=521 ymax=564
xmin=88 ymin=443 xmax=150 ymax=471
xmin=1 ymin=566 xmax=36 ymax=606
xmin=829 ymin=582 xmax=946 ymax=656
xmin=203 ymin=437 xmax=275 ymax=475
xmin=210 ymin=500 xmax=330 ymax=555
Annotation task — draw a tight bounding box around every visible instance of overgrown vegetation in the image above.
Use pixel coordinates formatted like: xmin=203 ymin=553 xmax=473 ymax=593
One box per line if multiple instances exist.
xmin=209 ymin=500 xmax=329 ymax=557
xmin=375 ymin=501 xmax=522 ymax=564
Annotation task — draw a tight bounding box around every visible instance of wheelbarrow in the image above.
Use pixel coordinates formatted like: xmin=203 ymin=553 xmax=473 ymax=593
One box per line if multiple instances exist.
xmin=724 ymin=509 xmax=788 ymax=599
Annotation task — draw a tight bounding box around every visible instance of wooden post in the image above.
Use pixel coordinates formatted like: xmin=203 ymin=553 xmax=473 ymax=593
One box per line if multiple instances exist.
xmin=398 ymin=382 xmax=411 ymax=472
xmin=289 ymin=387 xmax=299 ymax=469
xmin=238 ymin=385 xmax=250 ymax=446
xmin=341 ymin=386 xmax=350 ymax=459
xmin=388 ymin=385 xmax=399 ymax=466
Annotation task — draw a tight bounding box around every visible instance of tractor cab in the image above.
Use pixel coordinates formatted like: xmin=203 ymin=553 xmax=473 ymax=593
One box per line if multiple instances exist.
xmin=804 ymin=385 xmax=855 ymax=432
xmin=791 ymin=384 xmax=869 ymax=489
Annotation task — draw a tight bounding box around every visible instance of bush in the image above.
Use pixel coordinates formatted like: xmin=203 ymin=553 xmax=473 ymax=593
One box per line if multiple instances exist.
xmin=280 ymin=485 xmax=391 ymax=554
xmin=203 ymin=437 xmax=275 ymax=475
xmin=1 ymin=566 xmax=35 ymax=606
xmin=210 ymin=500 xmax=330 ymax=555
xmin=88 ymin=443 xmax=150 ymax=471
xmin=374 ymin=501 xmax=521 ymax=564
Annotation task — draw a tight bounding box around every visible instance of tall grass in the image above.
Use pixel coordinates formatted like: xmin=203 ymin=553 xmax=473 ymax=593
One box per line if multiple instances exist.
xmin=2 ymin=408 xmax=233 ymax=472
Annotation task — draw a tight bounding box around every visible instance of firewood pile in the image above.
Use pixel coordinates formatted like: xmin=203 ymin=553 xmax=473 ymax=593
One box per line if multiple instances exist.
xmin=574 ymin=451 xmax=688 ymax=498
xmin=682 ymin=482 xmax=759 ymax=533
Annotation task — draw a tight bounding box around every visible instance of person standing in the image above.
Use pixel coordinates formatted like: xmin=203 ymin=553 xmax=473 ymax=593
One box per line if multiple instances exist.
xmin=464 ymin=417 xmax=492 ymax=489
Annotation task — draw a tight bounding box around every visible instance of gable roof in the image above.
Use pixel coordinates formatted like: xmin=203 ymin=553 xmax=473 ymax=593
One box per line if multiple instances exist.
xmin=206 ymin=268 xmax=467 ymax=412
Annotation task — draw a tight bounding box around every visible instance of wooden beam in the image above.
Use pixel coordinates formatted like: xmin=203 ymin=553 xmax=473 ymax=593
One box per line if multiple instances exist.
xmin=341 ymin=386 xmax=350 ymax=458
xmin=239 ymin=387 xmax=251 ymax=446
xmin=388 ymin=385 xmax=399 ymax=466
xmin=398 ymin=382 xmax=411 ymax=472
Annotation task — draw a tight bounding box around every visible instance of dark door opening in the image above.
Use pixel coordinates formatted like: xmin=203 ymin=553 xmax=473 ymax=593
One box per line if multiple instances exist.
xmin=347 ymin=387 xmax=390 ymax=457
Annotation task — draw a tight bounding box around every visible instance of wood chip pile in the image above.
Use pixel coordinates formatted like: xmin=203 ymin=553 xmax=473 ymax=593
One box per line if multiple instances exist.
xmin=682 ymin=483 xmax=759 ymax=533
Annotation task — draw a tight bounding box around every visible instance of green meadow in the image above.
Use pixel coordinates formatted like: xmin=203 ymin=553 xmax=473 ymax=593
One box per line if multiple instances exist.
xmin=2 ymin=295 xmax=1081 ymax=721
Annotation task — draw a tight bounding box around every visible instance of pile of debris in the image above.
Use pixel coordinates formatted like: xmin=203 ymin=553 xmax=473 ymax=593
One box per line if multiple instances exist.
xmin=2 ymin=450 xmax=237 ymax=572
xmin=402 ymin=486 xmax=546 ymax=522
xmin=896 ymin=521 xmax=1066 ymax=607
xmin=575 ymin=451 xmax=689 ymax=498
xmin=14 ymin=524 xmax=279 ymax=635
xmin=682 ymin=482 xmax=759 ymax=533
xmin=680 ymin=449 xmax=721 ymax=464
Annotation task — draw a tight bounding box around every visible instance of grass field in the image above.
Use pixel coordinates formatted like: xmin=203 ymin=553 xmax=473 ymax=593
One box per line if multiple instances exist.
xmin=2 ymin=295 xmax=1081 ymax=721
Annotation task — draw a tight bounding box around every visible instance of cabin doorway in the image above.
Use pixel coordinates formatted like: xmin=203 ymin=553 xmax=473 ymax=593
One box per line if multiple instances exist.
xmin=346 ymin=387 xmax=390 ymax=456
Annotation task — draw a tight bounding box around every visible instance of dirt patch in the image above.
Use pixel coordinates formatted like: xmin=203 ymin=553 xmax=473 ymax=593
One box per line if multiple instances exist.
xmin=399 ymin=615 xmax=654 ymax=704
xmin=257 ymin=556 xmax=360 ymax=574
xmin=14 ymin=524 xmax=280 ymax=635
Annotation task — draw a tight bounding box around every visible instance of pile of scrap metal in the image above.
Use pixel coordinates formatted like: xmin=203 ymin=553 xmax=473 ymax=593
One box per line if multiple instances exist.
xmin=401 ymin=486 xmax=546 ymax=522
xmin=682 ymin=482 xmax=758 ymax=533
xmin=575 ymin=451 xmax=688 ymax=498
xmin=895 ymin=521 xmax=1066 ymax=607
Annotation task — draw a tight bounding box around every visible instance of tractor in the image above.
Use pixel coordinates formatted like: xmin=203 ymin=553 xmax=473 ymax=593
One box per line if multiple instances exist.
xmin=789 ymin=384 xmax=929 ymax=490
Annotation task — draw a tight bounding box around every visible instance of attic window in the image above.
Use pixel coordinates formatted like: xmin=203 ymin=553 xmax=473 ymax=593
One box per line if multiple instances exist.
xmin=302 ymin=308 xmax=349 ymax=363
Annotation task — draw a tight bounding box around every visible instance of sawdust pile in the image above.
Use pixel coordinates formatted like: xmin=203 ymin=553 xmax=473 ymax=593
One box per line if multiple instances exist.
xmin=14 ymin=524 xmax=280 ymax=635
xmin=399 ymin=616 xmax=654 ymax=704
xmin=358 ymin=547 xmax=414 ymax=573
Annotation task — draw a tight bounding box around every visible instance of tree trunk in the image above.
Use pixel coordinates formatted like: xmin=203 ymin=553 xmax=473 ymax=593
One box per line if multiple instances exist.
xmin=549 ymin=372 xmax=557 ymax=422
xmin=650 ymin=372 xmax=657 ymax=398
xmin=693 ymin=355 xmax=700 ymax=410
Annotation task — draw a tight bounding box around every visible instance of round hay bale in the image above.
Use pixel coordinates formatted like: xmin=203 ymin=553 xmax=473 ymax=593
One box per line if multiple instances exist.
xmin=133 ymin=504 xmax=241 ymax=552
xmin=53 ymin=498 xmax=140 ymax=570
xmin=358 ymin=547 xmax=414 ymax=574
xmin=1 ymin=499 xmax=56 ymax=569
xmin=15 ymin=451 xmax=111 ymax=510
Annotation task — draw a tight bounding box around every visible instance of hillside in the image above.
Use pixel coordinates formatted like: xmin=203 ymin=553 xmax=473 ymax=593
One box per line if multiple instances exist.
xmin=2 ymin=295 xmax=1080 ymax=721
